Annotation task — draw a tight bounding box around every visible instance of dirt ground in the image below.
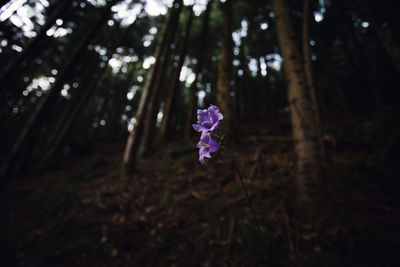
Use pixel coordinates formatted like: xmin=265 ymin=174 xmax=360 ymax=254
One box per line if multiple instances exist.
xmin=1 ymin=122 xmax=399 ymax=267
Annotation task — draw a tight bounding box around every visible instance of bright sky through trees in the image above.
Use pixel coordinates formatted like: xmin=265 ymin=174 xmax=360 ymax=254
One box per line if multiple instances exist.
xmin=3 ymin=0 xmax=281 ymax=83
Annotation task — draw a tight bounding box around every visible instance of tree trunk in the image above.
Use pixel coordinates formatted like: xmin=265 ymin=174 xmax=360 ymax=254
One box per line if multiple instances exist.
xmin=361 ymin=0 xmax=400 ymax=73
xmin=106 ymin=62 xmax=138 ymax=138
xmin=272 ymin=0 xmax=322 ymax=209
xmin=317 ymin=38 xmax=352 ymax=117
xmin=184 ymin=0 xmax=213 ymax=140
xmin=159 ymin=7 xmax=193 ymax=142
xmin=216 ymin=0 xmax=235 ymax=136
xmin=0 ymin=0 xmax=73 ymax=92
xmin=256 ymin=57 xmax=270 ymax=121
xmin=40 ymin=62 xmax=106 ymax=167
xmin=122 ymin=0 xmax=182 ymax=174
xmin=373 ymin=25 xmax=400 ymax=73
xmin=138 ymin=1 xmax=183 ymax=157
xmin=237 ymin=39 xmax=249 ymax=123
xmin=337 ymin=3 xmax=384 ymax=108
xmin=40 ymin=21 xmax=136 ymax=167
xmin=0 ymin=0 xmax=118 ymax=183
xmin=302 ymin=0 xmax=325 ymax=161
xmin=1 ymin=3 xmax=77 ymax=112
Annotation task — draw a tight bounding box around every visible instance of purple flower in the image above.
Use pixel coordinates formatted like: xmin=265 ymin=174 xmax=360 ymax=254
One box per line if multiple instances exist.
xmin=196 ymin=132 xmax=220 ymax=164
xmin=192 ymin=105 xmax=223 ymax=133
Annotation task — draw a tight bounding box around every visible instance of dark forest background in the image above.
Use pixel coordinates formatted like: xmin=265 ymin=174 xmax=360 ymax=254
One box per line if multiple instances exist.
xmin=1 ymin=0 xmax=400 ymax=266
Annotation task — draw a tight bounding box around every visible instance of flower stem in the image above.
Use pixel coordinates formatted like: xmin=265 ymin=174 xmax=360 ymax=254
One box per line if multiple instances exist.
xmin=227 ymin=150 xmax=268 ymax=267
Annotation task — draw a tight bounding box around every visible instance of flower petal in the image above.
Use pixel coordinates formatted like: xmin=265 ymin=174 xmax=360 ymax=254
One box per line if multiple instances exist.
xmin=199 ymin=146 xmax=210 ymax=164
xmin=210 ymin=110 xmax=220 ymax=123
xmin=209 ymin=138 xmax=220 ymax=153
xmin=194 ymin=105 xmax=224 ymax=165
xmin=198 ymin=112 xmax=210 ymax=124
xmin=192 ymin=124 xmax=203 ymax=132
xmin=198 ymin=108 xmax=207 ymax=114
xmin=208 ymin=105 xmax=219 ymax=113
xmin=208 ymin=120 xmax=219 ymax=131
xmin=200 ymin=132 xmax=211 ymax=143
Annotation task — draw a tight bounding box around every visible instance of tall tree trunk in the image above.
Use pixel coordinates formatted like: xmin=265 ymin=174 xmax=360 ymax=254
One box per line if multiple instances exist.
xmin=184 ymin=0 xmax=213 ymax=140
xmin=373 ymin=25 xmax=400 ymax=73
xmin=272 ymin=0 xmax=322 ymax=209
xmin=159 ymin=7 xmax=193 ymax=141
xmin=1 ymin=2 xmax=77 ymax=112
xmin=361 ymin=0 xmax=400 ymax=73
xmin=106 ymin=62 xmax=138 ymax=138
xmin=216 ymin=0 xmax=235 ymax=136
xmin=337 ymin=2 xmax=384 ymax=108
xmin=40 ymin=61 xmax=106 ymax=167
xmin=44 ymin=20 xmax=137 ymax=157
xmin=317 ymin=38 xmax=352 ymax=117
xmin=302 ymin=0 xmax=325 ymax=161
xmin=138 ymin=1 xmax=183 ymax=157
xmin=0 ymin=0 xmax=73 ymax=92
xmin=122 ymin=0 xmax=182 ymax=174
xmin=237 ymin=38 xmax=249 ymax=123
xmin=0 ymin=0 xmax=118 ymax=184
xmin=258 ymin=57 xmax=270 ymax=121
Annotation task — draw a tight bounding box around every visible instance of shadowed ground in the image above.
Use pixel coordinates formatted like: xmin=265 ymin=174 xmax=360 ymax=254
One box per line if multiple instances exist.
xmin=1 ymin=118 xmax=399 ymax=266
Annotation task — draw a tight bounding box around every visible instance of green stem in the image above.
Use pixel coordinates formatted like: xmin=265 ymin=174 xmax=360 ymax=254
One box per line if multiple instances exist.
xmin=227 ymin=150 xmax=268 ymax=267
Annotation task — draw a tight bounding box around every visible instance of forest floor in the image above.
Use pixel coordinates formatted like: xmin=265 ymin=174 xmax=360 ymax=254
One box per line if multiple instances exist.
xmin=1 ymin=114 xmax=400 ymax=267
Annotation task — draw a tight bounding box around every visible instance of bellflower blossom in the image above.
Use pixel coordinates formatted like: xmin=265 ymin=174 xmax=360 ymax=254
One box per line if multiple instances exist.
xmin=196 ymin=132 xmax=220 ymax=164
xmin=192 ymin=105 xmax=223 ymax=133
xmin=191 ymin=105 xmax=267 ymax=265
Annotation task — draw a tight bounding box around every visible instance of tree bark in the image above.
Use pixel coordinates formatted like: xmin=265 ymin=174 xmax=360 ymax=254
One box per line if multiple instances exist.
xmin=272 ymin=0 xmax=322 ymax=209
xmin=373 ymin=25 xmax=400 ymax=73
xmin=40 ymin=19 xmax=136 ymax=166
xmin=336 ymin=2 xmax=384 ymax=108
xmin=302 ymin=0 xmax=325 ymax=161
xmin=184 ymin=0 xmax=213 ymax=140
xmin=237 ymin=38 xmax=249 ymax=123
xmin=0 ymin=0 xmax=118 ymax=183
xmin=138 ymin=0 xmax=183 ymax=157
xmin=122 ymin=0 xmax=182 ymax=174
xmin=361 ymin=0 xmax=400 ymax=74
xmin=159 ymin=7 xmax=193 ymax=142
xmin=317 ymin=38 xmax=352 ymax=117
xmin=256 ymin=57 xmax=270 ymax=121
xmin=0 ymin=0 xmax=73 ymax=92
xmin=0 ymin=5 xmax=77 ymax=113
xmin=105 ymin=62 xmax=138 ymax=138
xmin=40 ymin=61 xmax=106 ymax=167
xmin=216 ymin=0 xmax=235 ymax=136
